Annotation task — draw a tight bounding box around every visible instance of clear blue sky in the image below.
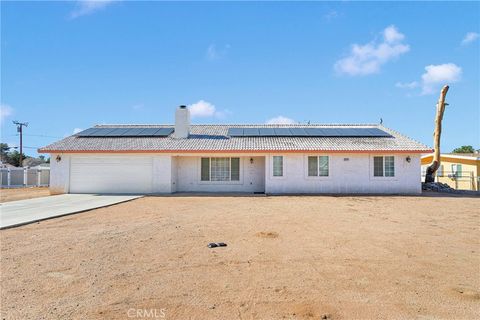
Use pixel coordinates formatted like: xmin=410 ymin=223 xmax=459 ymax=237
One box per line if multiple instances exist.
xmin=1 ymin=1 xmax=479 ymax=157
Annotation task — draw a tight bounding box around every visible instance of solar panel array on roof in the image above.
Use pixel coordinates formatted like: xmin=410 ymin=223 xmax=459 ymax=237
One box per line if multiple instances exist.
xmin=227 ymin=127 xmax=392 ymax=137
xmin=76 ymin=127 xmax=174 ymax=137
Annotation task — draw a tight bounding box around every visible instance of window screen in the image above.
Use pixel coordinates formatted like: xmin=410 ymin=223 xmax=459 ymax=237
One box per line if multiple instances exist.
xmin=211 ymin=157 xmax=230 ymax=181
xmin=384 ymin=156 xmax=395 ymax=177
xmin=373 ymin=156 xmax=395 ymax=177
xmin=319 ymin=156 xmax=329 ymax=176
xmin=457 ymin=164 xmax=462 ymax=177
xmin=231 ymin=158 xmax=240 ymax=181
xmin=273 ymin=156 xmax=283 ymax=177
xmin=201 ymin=158 xmax=210 ymax=181
xmin=373 ymin=156 xmax=384 ymax=177
xmin=308 ymin=156 xmax=318 ymax=176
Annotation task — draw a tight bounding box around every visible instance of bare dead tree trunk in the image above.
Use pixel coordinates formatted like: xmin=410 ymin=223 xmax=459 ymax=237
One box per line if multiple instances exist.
xmin=425 ymin=85 xmax=449 ymax=183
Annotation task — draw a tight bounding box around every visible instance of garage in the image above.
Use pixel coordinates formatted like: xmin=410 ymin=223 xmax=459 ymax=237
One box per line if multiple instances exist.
xmin=69 ymin=156 xmax=153 ymax=194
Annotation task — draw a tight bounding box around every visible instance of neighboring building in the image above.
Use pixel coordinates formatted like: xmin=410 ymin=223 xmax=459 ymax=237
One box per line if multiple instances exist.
xmin=421 ymin=153 xmax=480 ymax=191
xmin=38 ymin=106 xmax=431 ymax=195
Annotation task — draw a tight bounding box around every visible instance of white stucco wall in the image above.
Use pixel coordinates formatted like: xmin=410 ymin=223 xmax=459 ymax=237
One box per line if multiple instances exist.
xmin=48 ymin=152 xmax=421 ymax=195
xmin=265 ymin=153 xmax=421 ymax=194
xmin=49 ymin=153 xmax=71 ymax=194
xmin=175 ymin=155 xmax=265 ymax=193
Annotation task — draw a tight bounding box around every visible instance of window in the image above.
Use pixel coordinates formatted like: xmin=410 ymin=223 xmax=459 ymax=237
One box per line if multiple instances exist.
xmin=373 ymin=156 xmax=395 ymax=177
xmin=437 ymin=164 xmax=444 ymax=177
xmin=273 ymin=156 xmax=283 ymax=177
xmin=200 ymin=157 xmax=240 ymax=181
xmin=384 ymin=156 xmax=395 ymax=177
xmin=373 ymin=157 xmax=384 ymax=177
xmin=451 ymin=164 xmax=462 ymax=177
xmin=308 ymin=156 xmax=329 ymax=177
xmin=201 ymin=158 xmax=210 ymax=181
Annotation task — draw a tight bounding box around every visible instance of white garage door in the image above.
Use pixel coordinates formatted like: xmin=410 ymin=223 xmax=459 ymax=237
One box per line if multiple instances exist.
xmin=70 ymin=156 xmax=153 ymax=194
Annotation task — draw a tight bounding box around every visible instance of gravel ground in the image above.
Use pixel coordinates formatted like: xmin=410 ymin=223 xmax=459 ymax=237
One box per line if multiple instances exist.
xmin=1 ymin=195 xmax=479 ymax=319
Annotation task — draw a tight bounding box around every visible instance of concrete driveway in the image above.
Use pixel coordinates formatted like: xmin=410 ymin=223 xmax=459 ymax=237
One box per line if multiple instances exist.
xmin=0 ymin=194 xmax=142 ymax=229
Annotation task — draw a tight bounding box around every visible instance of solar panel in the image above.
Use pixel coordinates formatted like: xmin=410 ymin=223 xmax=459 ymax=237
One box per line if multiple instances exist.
xmin=153 ymin=128 xmax=174 ymax=136
xmin=138 ymin=128 xmax=161 ymax=136
xmin=76 ymin=128 xmax=102 ymax=136
xmin=116 ymin=128 xmax=144 ymax=137
xmin=103 ymin=128 xmax=131 ymax=136
xmin=259 ymin=128 xmax=276 ymax=136
xmin=274 ymin=128 xmax=293 ymax=136
xmin=227 ymin=127 xmax=392 ymax=138
xmin=366 ymin=128 xmax=391 ymax=137
xmin=77 ymin=127 xmax=175 ymax=137
xmin=89 ymin=128 xmax=117 ymax=136
xmin=244 ymin=128 xmax=260 ymax=136
xmin=304 ymin=128 xmax=322 ymax=136
xmin=289 ymin=128 xmax=308 ymax=136
xmin=228 ymin=128 xmax=244 ymax=136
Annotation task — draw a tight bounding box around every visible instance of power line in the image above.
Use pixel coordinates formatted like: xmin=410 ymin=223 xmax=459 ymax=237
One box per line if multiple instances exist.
xmin=6 ymin=133 xmax=63 ymax=139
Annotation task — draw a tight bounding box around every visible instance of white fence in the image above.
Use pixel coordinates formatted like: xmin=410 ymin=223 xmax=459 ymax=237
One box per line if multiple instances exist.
xmin=0 ymin=167 xmax=50 ymax=188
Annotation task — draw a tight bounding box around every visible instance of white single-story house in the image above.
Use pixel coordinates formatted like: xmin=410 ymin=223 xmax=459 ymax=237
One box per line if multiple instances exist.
xmin=39 ymin=106 xmax=431 ymax=195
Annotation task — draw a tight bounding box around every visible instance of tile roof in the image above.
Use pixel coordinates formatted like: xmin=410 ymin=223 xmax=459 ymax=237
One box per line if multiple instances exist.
xmin=38 ymin=124 xmax=431 ymax=153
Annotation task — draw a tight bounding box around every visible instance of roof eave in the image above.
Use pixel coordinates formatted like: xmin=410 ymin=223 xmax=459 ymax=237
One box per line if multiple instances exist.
xmin=38 ymin=149 xmax=433 ymax=154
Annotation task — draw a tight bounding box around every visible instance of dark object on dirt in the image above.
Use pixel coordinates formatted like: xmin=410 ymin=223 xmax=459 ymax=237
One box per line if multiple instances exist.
xmin=422 ymin=182 xmax=480 ymax=196
xmin=422 ymin=182 xmax=454 ymax=192
xmin=207 ymin=242 xmax=227 ymax=248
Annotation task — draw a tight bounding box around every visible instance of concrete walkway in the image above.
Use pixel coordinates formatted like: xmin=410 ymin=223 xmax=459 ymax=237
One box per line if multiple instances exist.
xmin=0 ymin=194 xmax=142 ymax=229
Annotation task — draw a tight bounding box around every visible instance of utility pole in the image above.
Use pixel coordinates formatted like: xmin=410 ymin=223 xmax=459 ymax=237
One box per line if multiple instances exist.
xmin=13 ymin=121 xmax=28 ymax=167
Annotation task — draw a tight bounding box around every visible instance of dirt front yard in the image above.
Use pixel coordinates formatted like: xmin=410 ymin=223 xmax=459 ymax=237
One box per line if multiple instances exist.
xmin=1 ymin=195 xmax=479 ymax=319
xmin=0 ymin=187 xmax=50 ymax=203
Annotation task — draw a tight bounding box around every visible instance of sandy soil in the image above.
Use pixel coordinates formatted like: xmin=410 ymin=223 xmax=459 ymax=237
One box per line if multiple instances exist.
xmin=0 ymin=187 xmax=51 ymax=203
xmin=1 ymin=195 xmax=479 ymax=319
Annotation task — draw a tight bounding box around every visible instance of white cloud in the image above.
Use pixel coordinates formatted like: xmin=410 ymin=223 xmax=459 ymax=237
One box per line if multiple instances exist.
xmin=395 ymin=81 xmax=419 ymax=89
xmin=188 ymin=100 xmax=228 ymax=119
xmin=266 ymin=116 xmax=296 ymax=125
xmin=334 ymin=25 xmax=410 ymax=76
xmin=0 ymin=104 xmax=13 ymax=123
xmin=70 ymin=0 xmax=116 ymax=19
xmin=461 ymin=32 xmax=479 ymax=45
xmin=421 ymin=63 xmax=462 ymax=94
xmin=383 ymin=25 xmax=405 ymax=43
xmin=396 ymin=63 xmax=462 ymax=95
xmin=206 ymin=44 xmax=230 ymax=61
xmin=73 ymin=128 xmax=83 ymax=134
